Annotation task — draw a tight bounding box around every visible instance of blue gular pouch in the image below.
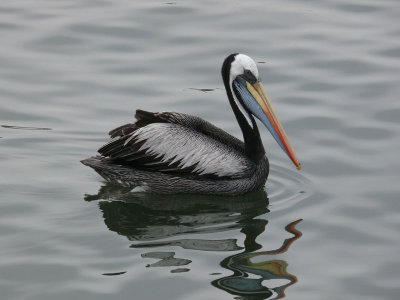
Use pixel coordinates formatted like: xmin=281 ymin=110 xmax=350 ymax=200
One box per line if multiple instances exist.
xmin=232 ymin=75 xmax=286 ymax=153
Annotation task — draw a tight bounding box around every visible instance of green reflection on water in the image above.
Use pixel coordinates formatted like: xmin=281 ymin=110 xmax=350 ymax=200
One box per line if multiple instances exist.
xmin=85 ymin=184 xmax=302 ymax=299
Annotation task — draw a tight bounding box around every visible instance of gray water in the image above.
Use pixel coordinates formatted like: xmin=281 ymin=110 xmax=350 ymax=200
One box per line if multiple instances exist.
xmin=1 ymin=0 xmax=400 ymax=299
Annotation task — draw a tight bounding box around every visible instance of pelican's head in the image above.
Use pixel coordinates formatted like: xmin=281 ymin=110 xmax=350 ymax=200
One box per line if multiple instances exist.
xmin=223 ymin=53 xmax=301 ymax=170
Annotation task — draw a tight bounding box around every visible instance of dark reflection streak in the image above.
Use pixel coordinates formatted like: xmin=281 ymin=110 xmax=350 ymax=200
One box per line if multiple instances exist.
xmin=1 ymin=125 xmax=52 ymax=130
xmin=102 ymin=271 xmax=126 ymax=276
xmin=188 ymin=88 xmax=216 ymax=93
xmin=186 ymin=87 xmax=224 ymax=93
xmin=171 ymin=268 xmax=190 ymax=273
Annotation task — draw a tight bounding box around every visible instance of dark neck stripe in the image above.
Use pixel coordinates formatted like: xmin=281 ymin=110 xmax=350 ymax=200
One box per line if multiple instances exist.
xmin=221 ymin=54 xmax=265 ymax=162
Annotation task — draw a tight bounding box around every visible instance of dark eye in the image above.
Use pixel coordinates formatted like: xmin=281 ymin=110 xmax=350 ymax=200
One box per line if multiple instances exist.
xmin=243 ymin=69 xmax=257 ymax=84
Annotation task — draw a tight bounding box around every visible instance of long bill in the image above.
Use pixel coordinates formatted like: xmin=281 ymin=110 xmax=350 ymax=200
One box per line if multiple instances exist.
xmin=246 ymin=82 xmax=301 ymax=170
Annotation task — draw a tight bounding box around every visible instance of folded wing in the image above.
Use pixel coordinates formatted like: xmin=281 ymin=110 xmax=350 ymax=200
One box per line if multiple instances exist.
xmin=99 ymin=110 xmax=252 ymax=179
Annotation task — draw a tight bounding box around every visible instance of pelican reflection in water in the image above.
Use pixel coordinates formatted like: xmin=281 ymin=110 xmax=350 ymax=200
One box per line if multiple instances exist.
xmin=85 ymin=184 xmax=302 ymax=299
xmin=82 ymin=54 xmax=300 ymax=195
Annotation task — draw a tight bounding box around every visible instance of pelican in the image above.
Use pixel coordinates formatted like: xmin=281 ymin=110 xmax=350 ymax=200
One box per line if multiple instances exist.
xmin=82 ymin=53 xmax=301 ymax=195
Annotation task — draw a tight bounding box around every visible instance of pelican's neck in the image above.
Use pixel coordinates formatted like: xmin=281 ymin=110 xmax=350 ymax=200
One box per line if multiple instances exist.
xmin=221 ymin=55 xmax=265 ymax=162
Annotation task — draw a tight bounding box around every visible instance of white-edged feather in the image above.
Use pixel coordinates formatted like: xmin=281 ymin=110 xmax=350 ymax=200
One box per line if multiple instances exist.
xmin=129 ymin=123 xmax=250 ymax=178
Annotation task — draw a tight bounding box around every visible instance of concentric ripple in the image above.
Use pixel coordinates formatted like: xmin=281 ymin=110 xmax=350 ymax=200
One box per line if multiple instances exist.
xmin=265 ymin=163 xmax=312 ymax=212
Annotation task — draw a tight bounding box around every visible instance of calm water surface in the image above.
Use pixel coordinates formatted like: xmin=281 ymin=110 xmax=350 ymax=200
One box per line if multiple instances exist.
xmin=1 ymin=0 xmax=400 ymax=299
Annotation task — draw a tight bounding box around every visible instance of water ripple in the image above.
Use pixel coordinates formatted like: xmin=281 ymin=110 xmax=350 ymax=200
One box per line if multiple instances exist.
xmin=1 ymin=0 xmax=400 ymax=299
xmin=266 ymin=163 xmax=311 ymax=212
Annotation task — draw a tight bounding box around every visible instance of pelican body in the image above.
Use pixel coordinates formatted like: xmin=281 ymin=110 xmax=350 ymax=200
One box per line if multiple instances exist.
xmin=82 ymin=54 xmax=300 ymax=195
